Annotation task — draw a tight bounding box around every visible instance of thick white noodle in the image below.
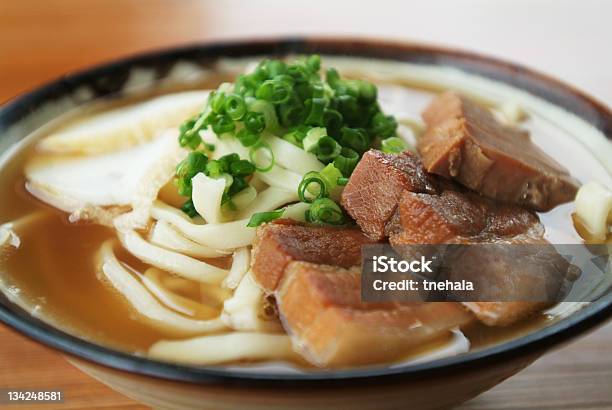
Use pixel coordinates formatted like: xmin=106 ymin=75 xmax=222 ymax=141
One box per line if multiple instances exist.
xmin=236 ymin=187 xmax=298 ymax=219
xmin=191 ymin=172 xmax=226 ymax=224
xmin=97 ymin=241 xmax=226 ymax=336
xmin=264 ymin=135 xmax=324 ymax=174
xmin=151 ymin=201 xmax=255 ymax=250
xmin=222 ymin=273 xmax=281 ymax=332
xmin=117 ymin=229 xmax=227 ymax=284
xmin=574 ymin=181 xmax=612 ymax=241
xmin=255 ymin=166 xmax=302 ymax=192
xmin=230 ymin=186 xmax=257 ymax=210
xmin=149 ymin=332 xmax=294 ymax=365
xmin=141 ymin=268 xmax=219 ymax=319
xmin=149 ymin=220 xmax=230 ymax=259
xmin=391 ymin=329 xmax=470 ymax=367
xmin=213 ymin=133 xmax=250 ymax=160
xmin=223 ymin=247 xmax=251 ymax=289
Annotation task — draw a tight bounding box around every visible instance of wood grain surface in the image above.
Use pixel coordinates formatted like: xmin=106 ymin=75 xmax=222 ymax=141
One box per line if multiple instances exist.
xmin=0 ymin=1 xmax=610 ymax=409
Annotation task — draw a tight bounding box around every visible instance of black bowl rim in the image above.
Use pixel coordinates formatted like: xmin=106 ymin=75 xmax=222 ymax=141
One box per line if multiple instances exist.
xmin=0 ymin=37 xmax=611 ymax=387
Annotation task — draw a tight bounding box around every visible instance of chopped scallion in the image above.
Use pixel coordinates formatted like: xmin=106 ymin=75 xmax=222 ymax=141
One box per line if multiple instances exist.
xmin=247 ymin=208 xmax=285 ymax=227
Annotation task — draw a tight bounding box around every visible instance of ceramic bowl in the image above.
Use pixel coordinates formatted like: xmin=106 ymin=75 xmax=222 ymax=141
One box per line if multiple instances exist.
xmin=0 ymin=38 xmax=611 ymax=410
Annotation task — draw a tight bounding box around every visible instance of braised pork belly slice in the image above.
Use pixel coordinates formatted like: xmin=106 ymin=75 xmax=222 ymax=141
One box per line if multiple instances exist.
xmin=276 ymin=262 xmax=473 ymax=367
xmin=389 ymin=188 xmax=576 ymax=326
xmin=341 ymin=149 xmax=436 ymax=241
xmin=418 ymin=92 xmax=579 ymax=211
xmin=389 ymin=189 xmax=542 ymax=245
xmin=251 ymin=220 xmax=375 ymax=291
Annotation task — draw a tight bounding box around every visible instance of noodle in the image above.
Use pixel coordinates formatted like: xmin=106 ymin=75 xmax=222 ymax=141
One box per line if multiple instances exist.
xmin=117 ymin=229 xmax=228 ymax=284
xmin=151 ymin=201 xmax=255 ymax=250
xmin=149 ymin=332 xmax=295 ymax=365
xmin=149 ymin=220 xmax=231 ymax=259
xmin=574 ymin=181 xmax=612 ymax=241
xmin=97 ymin=241 xmax=226 ymax=336
xmin=223 ymin=247 xmax=251 ymax=289
xmin=222 ymin=272 xmax=282 ymax=332
xmin=264 ymin=135 xmax=324 ymax=175
xmin=255 ymin=165 xmax=302 ymax=192
xmin=236 ymin=187 xmax=298 ymax=219
xmin=191 ymin=172 xmax=227 ymax=223
xmin=141 ymin=268 xmax=219 ymax=319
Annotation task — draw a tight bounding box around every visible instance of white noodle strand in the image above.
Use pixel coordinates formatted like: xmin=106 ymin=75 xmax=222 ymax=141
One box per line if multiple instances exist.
xmin=149 ymin=332 xmax=294 ymax=365
xmin=117 ymin=229 xmax=227 ymax=284
xmin=97 ymin=241 xmax=226 ymax=336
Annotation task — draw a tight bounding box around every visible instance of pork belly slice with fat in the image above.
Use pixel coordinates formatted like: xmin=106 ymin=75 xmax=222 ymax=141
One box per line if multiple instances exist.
xmin=251 ymin=220 xmax=376 ymax=291
xmin=418 ymin=92 xmax=579 ymax=211
xmin=389 ymin=189 xmax=543 ymax=245
xmin=341 ymin=149 xmax=436 ymax=241
xmin=276 ymin=262 xmax=473 ymax=367
xmin=390 ymin=189 xmax=577 ymax=326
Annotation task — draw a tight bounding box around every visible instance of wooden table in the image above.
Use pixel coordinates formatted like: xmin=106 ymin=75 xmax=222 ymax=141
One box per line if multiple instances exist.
xmin=1 ymin=1 xmax=611 ymax=409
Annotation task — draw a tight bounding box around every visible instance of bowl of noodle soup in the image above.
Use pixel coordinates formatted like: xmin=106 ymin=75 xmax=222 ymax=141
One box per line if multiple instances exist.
xmin=0 ymin=38 xmax=611 ymax=409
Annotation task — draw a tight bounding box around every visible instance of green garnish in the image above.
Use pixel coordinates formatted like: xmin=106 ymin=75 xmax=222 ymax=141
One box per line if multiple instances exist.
xmin=249 ymin=141 xmax=275 ymax=172
xmin=306 ymin=198 xmax=345 ymax=225
xmin=381 ymin=136 xmax=409 ymax=154
xmin=247 ymin=208 xmax=286 ymax=227
xmin=333 ymin=147 xmax=360 ymax=177
xmin=298 ymin=173 xmax=328 ymax=203
xmin=176 ymin=55 xmax=402 ymax=221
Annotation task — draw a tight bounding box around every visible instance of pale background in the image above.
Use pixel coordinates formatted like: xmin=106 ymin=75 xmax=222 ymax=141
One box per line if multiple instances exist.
xmin=0 ymin=1 xmax=610 ymax=409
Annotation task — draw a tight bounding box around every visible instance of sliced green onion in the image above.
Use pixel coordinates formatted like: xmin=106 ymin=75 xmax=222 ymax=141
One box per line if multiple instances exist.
xmin=266 ymin=60 xmax=287 ymax=77
xmin=230 ymin=159 xmax=256 ymax=177
xmin=278 ymin=97 xmax=305 ymax=127
xmin=248 ymin=99 xmax=279 ymax=132
xmin=181 ymin=199 xmax=198 ymax=218
xmin=319 ymin=163 xmax=344 ymax=200
xmin=340 ymin=127 xmax=369 ymax=153
xmin=357 ymin=81 xmax=377 ymax=103
xmin=256 ymin=79 xmax=292 ymax=104
xmin=243 ymin=111 xmax=266 ymax=134
xmin=323 ymin=109 xmax=343 ymax=137
xmin=381 ymin=136 xmax=409 ymax=154
xmin=210 ymin=91 xmax=228 ymax=114
xmin=302 ymin=127 xmax=327 ymax=153
xmin=304 ymin=97 xmax=326 ymax=126
xmin=306 ymin=55 xmax=321 ymax=72
xmin=205 ymin=160 xmax=224 ymax=178
xmin=249 ymin=141 xmax=275 ymax=172
xmin=370 ymin=112 xmax=398 ymax=138
xmin=212 ymin=115 xmax=235 ymax=135
xmin=298 ymin=174 xmax=327 ymax=203
xmin=333 ymin=147 xmax=360 ymax=177
xmin=178 ymin=117 xmax=201 ymax=149
xmin=315 ymin=136 xmax=342 ymax=162
xmin=227 ymin=175 xmax=248 ymax=196
xmin=308 ymin=198 xmax=345 ymax=225
xmin=236 ymin=128 xmax=260 ymax=147
xmin=247 ymin=208 xmax=285 ymax=227
xmin=337 ymin=177 xmax=349 ymax=186
xmin=224 ymin=94 xmax=247 ymax=120
xmin=175 ymin=151 xmax=208 ymax=196
xmin=218 ymin=153 xmax=240 ymax=172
